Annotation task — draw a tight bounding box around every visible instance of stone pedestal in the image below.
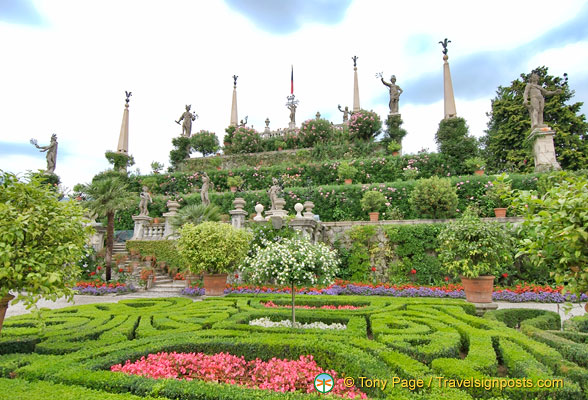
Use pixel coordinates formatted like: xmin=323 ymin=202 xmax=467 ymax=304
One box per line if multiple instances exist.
xmin=303 ymin=201 xmax=315 ymax=219
xmin=289 ymin=218 xmax=319 ymax=243
xmin=473 ymin=302 xmax=498 ymax=316
xmin=132 ymin=215 xmax=152 ymax=240
xmin=527 ymin=127 xmax=561 ymax=172
xmin=288 ymin=121 xmax=296 ymax=130
xmin=89 ymin=222 xmax=106 ymax=253
xmin=270 ymin=198 xmax=288 ymax=218
xmin=230 ymin=198 xmax=248 ymax=229
xmin=253 ymin=204 xmax=266 ymax=222
xmin=163 ymin=200 xmax=180 ymax=239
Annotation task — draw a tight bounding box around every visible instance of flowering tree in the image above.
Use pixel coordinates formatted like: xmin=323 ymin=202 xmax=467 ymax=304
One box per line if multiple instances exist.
xmin=242 ymin=237 xmax=339 ymax=325
xmin=348 ymin=109 xmax=382 ymax=141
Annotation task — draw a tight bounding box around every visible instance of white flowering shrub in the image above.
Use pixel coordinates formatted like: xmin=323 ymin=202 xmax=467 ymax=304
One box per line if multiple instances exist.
xmin=249 ymin=317 xmax=346 ymax=330
xmin=242 ymin=237 xmax=340 ymax=326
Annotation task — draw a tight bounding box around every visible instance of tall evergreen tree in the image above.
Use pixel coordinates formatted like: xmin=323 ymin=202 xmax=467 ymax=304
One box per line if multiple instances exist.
xmin=435 ymin=117 xmax=479 ymax=173
xmin=482 ymin=66 xmax=588 ymax=172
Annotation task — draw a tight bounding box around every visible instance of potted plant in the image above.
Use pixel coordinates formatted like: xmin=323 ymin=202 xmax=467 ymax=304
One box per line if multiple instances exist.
xmin=464 ymin=157 xmax=485 ymax=176
xmin=361 ymin=190 xmax=387 ymax=222
xmin=337 ymin=161 xmax=358 ymax=185
xmin=227 ymin=176 xmax=244 ymax=192
xmin=388 ymin=141 xmax=401 ymax=156
xmin=437 ymin=207 xmax=514 ymax=303
xmin=275 ymin=140 xmax=286 ymax=151
xmin=487 ymin=173 xmax=512 ymax=218
xmin=209 ymin=157 xmax=222 ymax=170
xmin=177 ymin=221 xmax=252 ymax=296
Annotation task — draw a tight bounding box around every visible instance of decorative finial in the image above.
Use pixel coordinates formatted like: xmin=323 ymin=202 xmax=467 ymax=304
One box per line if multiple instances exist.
xmin=125 ymin=91 xmax=132 ymax=104
xmin=439 ymin=38 xmax=451 ymax=55
xmin=352 ymin=55 xmax=358 ymax=67
xmin=232 ymin=75 xmax=238 ymax=86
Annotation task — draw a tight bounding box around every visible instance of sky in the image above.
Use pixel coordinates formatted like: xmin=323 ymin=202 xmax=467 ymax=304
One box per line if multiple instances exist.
xmin=1 ymin=0 xmax=587 ymax=192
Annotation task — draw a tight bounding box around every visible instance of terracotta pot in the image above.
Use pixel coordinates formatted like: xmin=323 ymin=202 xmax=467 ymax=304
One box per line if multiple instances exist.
xmin=474 ymin=170 xmax=484 ymax=176
xmin=460 ymin=275 xmax=494 ymax=303
xmin=153 ymin=218 xmax=160 ymax=224
xmin=494 ymin=208 xmax=507 ymax=218
xmin=392 ymin=151 xmax=399 ymax=156
xmin=217 ymin=167 xmax=222 ymax=170
xmin=344 ymin=179 xmax=353 ymax=185
xmin=203 ymin=273 xmax=228 ymax=296
xmin=369 ymin=212 xmax=380 ymax=222
xmin=230 ymin=186 xmax=237 ymax=193
xmin=0 ymin=294 xmax=15 ymax=333
xmin=277 ymin=147 xmax=283 ymax=151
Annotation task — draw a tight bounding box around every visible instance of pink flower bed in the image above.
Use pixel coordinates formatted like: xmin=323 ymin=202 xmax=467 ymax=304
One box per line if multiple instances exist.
xmin=111 ymin=352 xmax=366 ymax=399
xmin=262 ymin=300 xmax=364 ymax=310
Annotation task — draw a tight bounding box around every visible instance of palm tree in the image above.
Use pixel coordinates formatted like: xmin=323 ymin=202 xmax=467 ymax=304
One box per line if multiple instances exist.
xmin=82 ymin=177 xmax=134 ymax=281
xmin=170 ymin=203 xmax=221 ymax=230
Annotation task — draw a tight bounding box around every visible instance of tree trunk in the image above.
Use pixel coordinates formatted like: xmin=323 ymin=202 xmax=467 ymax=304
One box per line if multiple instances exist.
xmin=291 ymin=281 xmax=296 ymax=327
xmin=105 ymin=211 xmax=114 ymax=281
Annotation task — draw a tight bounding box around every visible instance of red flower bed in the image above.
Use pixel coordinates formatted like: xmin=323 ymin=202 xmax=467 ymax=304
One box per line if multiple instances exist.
xmin=262 ymin=300 xmax=364 ymax=310
xmin=111 ymin=352 xmax=366 ymax=398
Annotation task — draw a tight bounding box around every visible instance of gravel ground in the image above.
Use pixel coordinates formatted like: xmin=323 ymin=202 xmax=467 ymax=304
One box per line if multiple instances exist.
xmin=4 ymin=293 xmax=586 ymax=322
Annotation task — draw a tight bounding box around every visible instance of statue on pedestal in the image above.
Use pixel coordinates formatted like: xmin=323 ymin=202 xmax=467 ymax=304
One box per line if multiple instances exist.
xmin=288 ymin=103 xmax=297 ymax=126
xmin=176 ymin=105 xmax=198 ymax=137
xmin=30 ymin=134 xmax=58 ymax=174
xmin=268 ymin=178 xmax=282 ymax=210
xmin=239 ymin=116 xmax=248 ymax=127
xmin=200 ymin=172 xmax=212 ymax=206
xmin=379 ymin=74 xmax=403 ymax=114
xmin=139 ymin=186 xmax=152 ymax=216
xmin=523 ymin=72 xmax=562 ymax=129
xmin=338 ymin=105 xmax=350 ymax=122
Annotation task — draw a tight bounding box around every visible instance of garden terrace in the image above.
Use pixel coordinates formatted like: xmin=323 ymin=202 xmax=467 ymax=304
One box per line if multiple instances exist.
xmin=2 ymin=296 xmax=587 ymax=399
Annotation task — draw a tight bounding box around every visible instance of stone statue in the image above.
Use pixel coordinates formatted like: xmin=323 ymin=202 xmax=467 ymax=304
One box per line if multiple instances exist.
xmin=176 ymin=105 xmax=198 ymax=137
xmin=288 ymin=103 xmax=297 ymax=125
xmin=380 ymin=75 xmax=403 ymax=114
xmin=139 ymin=186 xmax=152 ymax=216
xmin=265 ymin=118 xmax=270 ymax=128
xmin=200 ymin=172 xmax=212 ymax=206
xmin=523 ymin=73 xmax=562 ymax=129
xmin=338 ymin=105 xmax=350 ymax=122
xmin=30 ymin=134 xmax=58 ymax=174
xmin=268 ymin=178 xmax=281 ymax=210
xmin=240 ymin=116 xmax=248 ymax=127
xmin=315 ymin=111 xmax=321 ymax=119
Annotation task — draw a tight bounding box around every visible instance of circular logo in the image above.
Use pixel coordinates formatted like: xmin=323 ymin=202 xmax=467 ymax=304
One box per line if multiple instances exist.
xmin=314 ymin=372 xmax=334 ymax=394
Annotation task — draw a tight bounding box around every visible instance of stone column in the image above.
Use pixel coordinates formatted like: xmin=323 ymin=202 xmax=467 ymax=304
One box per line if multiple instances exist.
xmin=131 ymin=215 xmax=152 ymax=240
xmin=527 ymin=127 xmax=561 ymax=172
xmin=353 ymin=66 xmax=360 ymax=112
xmin=230 ymin=84 xmax=238 ymax=126
xmin=229 ymin=198 xmax=248 ymax=229
xmin=443 ymin=54 xmax=457 ymax=119
xmin=163 ymin=200 xmax=180 ymax=239
xmin=117 ymin=98 xmax=130 ymax=154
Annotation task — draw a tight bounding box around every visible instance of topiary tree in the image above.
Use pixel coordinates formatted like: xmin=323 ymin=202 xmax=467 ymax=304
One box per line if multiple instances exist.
xmin=177 ymin=221 xmax=252 ymax=275
xmin=105 ymin=151 xmax=135 ymax=172
xmin=242 ymin=237 xmax=339 ymax=325
xmin=512 ymin=172 xmax=588 ymax=300
xmin=360 ymin=190 xmax=387 ymax=213
xmin=190 ymin=130 xmax=220 ymax=157
xmin=349 ymin=109 xmax=382 ymax=141
xmin=298 ymin=118 xmax=335 ymax=147
xmin=0 ymin=171 xmax=90 ymax=331
xmin=435 ymin=117 xmax=479 ymax=174
xmin=409 ymin=176 xmax=458 ymax=219
xmin=383 ymin=114 xmax=407 ymax=145
xmin=482 ymin=67 xmax=587 ymax=172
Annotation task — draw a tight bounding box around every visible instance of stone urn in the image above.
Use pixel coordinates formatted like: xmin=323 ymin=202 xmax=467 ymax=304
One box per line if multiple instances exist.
xmin=203 ymin=273 xmax=228 ymax=296
xmin=460 ymin=275 xmax=495 ymax=303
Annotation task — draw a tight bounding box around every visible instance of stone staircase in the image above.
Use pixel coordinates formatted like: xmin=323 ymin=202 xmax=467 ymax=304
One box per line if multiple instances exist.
xmin=112 ymin=243 xmax=185 ymax=295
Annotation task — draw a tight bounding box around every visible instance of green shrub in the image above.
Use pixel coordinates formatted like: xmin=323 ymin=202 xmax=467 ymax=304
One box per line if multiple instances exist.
xmin=177 ymin=222 xmax=252 ymax=274
xmin=223 ymin=126 xmax=262 ymax=154
xmin=360 ymin=190 xmax=387 ymax=213
xmin=337 ymin=161 xmax=358 ymax=180
xmin=298 ymin=118 xmax=335 ymax=147
xmin=349 ymin=110 xmax=382 ymax=141
xmin=190 ymin=130 xmax=219 ymax=157
xmin=435 ymin=117 xmax=479 ymax=174
xmin=226 ymin=176 xmax=244 ymax=188
xmin=464 ymin=157 xmax=485 ymax=173
xmin=437 ymin=208 xmax=515 ymax=278
xmin=409 ymin=176 xmax=458 ymax=219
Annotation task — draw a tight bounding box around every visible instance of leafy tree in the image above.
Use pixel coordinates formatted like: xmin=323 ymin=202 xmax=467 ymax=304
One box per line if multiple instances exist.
xmin=104 ymin=151 xmax=135 ymax=171
xmin=435 ymin=117 xmax=479 ymax=173
xmin=483 ymin=66 xmax=588 ymax=172
xmin=298 ymin=118 xmax=335 ymax=147
xmin=169 ymin=137 xmax=191 ymax=170
xmin=409 ymin=176 xmax=458 ymax=219
xmin=0 ymin=171 xmax=90 ymax=326
xmin=80 ymin=177 xmax=135 ymax=281
xmin=190 ymin=130 xmax=220 ymax=157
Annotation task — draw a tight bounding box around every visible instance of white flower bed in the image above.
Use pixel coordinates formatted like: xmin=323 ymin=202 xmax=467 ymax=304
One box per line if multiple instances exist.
xmin=249 ymin=317 xmax=346 ymax=330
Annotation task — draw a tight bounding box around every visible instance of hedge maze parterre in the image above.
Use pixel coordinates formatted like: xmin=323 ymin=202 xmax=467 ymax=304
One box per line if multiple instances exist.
xmin=1 ymin=296 xmax=587 ymax=399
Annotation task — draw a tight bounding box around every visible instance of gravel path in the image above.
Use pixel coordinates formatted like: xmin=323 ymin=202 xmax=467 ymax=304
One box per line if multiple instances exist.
xmin=5 ymin=293 xmax=586 ymax=322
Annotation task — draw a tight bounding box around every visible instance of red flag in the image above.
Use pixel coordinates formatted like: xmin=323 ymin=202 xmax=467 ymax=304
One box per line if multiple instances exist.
xmin=291 ymin=65 xmax=294 ymax=94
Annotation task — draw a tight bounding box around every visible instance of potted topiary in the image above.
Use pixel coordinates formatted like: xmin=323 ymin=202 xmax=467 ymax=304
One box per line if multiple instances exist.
xmin=437 ymin=207 xmax=514 ymax=303
xmin=361 ymin=190 xmax=387 ymax=222
xmin=388 ymin=141 xmax=401 ymax=156
xmin=487 ymin=173 xmax=512 ymax=218
xmin=209 ymin=157 xmax=222 ymax=170
xmin=275 ymin=140 xmax=286 ymax=151
xmin=227 ymin=176 xmax=244 ymax=192
xmin=337 ymin=161 xmax=358 ymax=185
xmin=177 ymin=221 xmax=252 ymax=296
xmin=464 ymin=157 xmax=485 ymax=176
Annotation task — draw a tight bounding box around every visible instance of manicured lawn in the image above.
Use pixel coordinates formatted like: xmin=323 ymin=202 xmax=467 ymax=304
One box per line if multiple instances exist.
xmin=1 ymin=296 xmax=586 ymax=399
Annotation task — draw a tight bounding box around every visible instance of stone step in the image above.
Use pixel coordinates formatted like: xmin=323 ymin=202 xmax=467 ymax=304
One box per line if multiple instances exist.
xmin=152 ymin=281 xmax=186 ymax=289
xmin=146 ymin=287 xmax=184 ymax=294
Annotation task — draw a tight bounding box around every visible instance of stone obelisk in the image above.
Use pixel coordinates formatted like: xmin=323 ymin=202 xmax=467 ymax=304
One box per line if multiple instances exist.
xmin=117 ymin=91 xmax=131 ymax=154
xmin=230 ymin=75 xmax=238 ymax=126
xmin=440 ymin=39 xmax=457 ymax=119
xmin=352 ymin=56 xmax=360 ymax=112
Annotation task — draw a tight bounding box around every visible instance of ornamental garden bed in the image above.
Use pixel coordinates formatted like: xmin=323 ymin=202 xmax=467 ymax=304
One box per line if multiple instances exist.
xmin=1 ymin=296 xmax=587 ymax=399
